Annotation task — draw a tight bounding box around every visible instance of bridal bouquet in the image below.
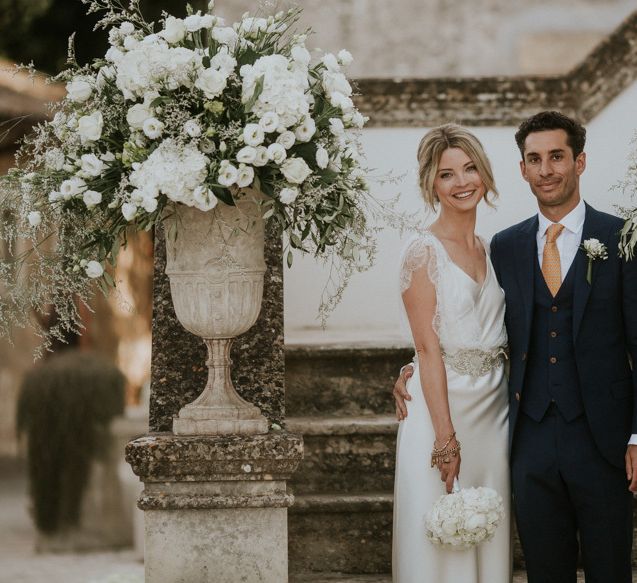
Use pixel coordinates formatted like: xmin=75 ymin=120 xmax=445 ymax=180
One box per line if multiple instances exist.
xmin=425 ymin=480 xmax=505 ymax=550
xmin=0 ymin=0 xmax=401 ymax=350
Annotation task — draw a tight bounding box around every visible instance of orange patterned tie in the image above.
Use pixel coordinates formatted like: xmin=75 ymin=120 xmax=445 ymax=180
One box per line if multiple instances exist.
xmin=542 ymin=223 xmax=565 ymax=296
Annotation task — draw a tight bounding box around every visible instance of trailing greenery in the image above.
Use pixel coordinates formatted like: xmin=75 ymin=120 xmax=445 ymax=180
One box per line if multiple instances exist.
xmin=16 ymin=350 xmax=125 ymax=534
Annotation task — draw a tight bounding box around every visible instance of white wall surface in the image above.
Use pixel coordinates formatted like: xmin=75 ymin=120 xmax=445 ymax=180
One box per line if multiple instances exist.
xmin=284 ymin=81 xmax=637 ymax=345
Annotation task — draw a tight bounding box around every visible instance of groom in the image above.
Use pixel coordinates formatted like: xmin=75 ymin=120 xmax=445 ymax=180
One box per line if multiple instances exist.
xmin=393 ymin=111 xmax=637 ymax=582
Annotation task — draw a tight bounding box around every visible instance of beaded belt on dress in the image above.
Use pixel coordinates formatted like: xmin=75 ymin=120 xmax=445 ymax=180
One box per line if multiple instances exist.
xmin=441 ymin=346 xmax=508 ymax=377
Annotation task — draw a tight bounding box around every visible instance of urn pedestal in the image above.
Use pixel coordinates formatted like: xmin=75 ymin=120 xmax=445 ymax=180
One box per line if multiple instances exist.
xmin=164 ymin=197 xmax=269 ymax=435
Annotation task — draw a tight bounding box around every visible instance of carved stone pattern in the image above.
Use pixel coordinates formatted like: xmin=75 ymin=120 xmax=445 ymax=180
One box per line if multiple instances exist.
xmin=137 ymin=491 xmax=295 ymax=510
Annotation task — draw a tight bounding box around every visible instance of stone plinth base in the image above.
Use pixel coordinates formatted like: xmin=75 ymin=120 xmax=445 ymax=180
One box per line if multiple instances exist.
xmin=126 ymin=432 xmax=303 ymax=583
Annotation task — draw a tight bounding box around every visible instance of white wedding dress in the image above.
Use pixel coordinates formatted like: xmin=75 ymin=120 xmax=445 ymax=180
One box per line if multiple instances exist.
xmin=393 ymin=231 xmax=511 ymax=583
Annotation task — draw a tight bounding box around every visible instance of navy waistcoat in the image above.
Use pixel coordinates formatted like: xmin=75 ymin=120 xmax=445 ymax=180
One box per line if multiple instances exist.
xmin=521 ymin=256 xmax=584 ymax=422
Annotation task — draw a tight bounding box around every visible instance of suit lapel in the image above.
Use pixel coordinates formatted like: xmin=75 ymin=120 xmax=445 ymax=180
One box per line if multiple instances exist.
xmin=573 ymin=203 xmax=602 ymax=340
xmin=514 ymin=216 xmax=538 ymax=344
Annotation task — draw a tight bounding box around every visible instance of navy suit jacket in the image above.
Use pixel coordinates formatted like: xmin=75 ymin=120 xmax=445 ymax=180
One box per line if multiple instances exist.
xmin=490 ymin=203 xmax=637 ymax=468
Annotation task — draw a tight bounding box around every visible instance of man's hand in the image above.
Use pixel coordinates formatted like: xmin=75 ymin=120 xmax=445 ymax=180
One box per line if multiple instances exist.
xmin=393 ymin=364 xmax=414 ymax=421
xmin=625 ymin=445 xmax=637 ymax=493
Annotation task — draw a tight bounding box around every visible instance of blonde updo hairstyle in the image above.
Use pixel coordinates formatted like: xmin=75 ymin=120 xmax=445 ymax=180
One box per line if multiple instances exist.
xmin=417 ymin=123 xmax=498 ymax=210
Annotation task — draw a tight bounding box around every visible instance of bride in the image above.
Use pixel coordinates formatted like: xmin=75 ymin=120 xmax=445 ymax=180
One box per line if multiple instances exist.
xmin=393 ymin=124 xmax=511 ymax=582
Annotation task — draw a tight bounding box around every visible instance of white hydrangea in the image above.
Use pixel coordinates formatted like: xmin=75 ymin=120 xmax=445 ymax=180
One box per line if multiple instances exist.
xmin=240 ymin=54 xmax=311 ymax=128
xmin=129 ymin=139 xmax=209 ymax=205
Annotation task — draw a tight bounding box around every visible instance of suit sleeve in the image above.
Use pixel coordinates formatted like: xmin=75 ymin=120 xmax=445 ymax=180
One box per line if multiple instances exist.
xmin=622 ymin=251 xmax=637 ymax=433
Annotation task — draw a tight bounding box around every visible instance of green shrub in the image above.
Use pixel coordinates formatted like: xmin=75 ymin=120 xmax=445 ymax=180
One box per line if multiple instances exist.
xmin=16 ymin=350 xmax=125 ymax=534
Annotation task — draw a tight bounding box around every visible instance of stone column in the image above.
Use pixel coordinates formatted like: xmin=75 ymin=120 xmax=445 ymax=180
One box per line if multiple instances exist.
xmin=127 ymin=223 xmax=303 ymax=583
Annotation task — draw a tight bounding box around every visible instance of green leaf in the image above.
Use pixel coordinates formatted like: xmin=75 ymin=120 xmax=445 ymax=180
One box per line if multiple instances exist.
xmin=244 ymin=75 xmax=265 ymax=113
xmin=211 ymin=186 xmax=236 ymax=206
xmin=262 ymin=208 xmax=275 ymax=220
xmin=290 ymin=233 xmax=302 ymax=249
xmin=103 ymin=271 xmax=115 ymax=287
xmin=286 ymin=250 xmax=293 ymax=268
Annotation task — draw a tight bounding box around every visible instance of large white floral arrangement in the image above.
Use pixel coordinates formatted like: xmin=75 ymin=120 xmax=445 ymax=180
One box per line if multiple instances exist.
xmin=0 ymin=0 xmax=402 ymax=350
xmin=425 ymin=481 xmax=505 ymax=550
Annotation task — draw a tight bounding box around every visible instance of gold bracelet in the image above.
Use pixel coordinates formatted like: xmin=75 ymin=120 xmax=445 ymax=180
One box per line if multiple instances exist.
xmin=430 ymin=441 xmax=461 ymax=468
xmin=432 ymin=431 xmax=456 ymax=454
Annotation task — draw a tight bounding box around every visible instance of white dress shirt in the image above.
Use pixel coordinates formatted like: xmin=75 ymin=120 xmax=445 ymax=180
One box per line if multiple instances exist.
xmin=536 ymin=199 xmax=637 ymax=446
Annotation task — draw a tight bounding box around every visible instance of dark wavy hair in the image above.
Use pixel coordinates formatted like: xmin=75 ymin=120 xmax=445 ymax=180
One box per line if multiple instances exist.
xmin=515 ymin=111 xmax=586 ymax=159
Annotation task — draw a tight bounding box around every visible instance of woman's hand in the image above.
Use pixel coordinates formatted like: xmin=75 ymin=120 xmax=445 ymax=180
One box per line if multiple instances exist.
xmin=436 ymin=436 xmax=461 ymax=493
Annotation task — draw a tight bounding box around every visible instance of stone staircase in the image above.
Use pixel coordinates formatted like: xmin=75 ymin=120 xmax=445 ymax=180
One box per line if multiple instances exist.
xmin=284 ymin=342 xmax=636 ymax=581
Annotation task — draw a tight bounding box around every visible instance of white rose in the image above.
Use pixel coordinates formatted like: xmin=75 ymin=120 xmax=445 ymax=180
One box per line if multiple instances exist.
xmin=337 ymin=49 xmax=353 ymax=66
xmin=240 ymin=17 xmax=267 ymax=35
xmin=259 ymin=112 xmax=279 ymax=133
xmin=59 ymin=177 xmax=87 ymax=200
xmin=122 ymin=202 xmax=138 ymax=221
xmin=126 ymin=103 xmax=153 ymax=129
xmin=184 ymin=14 xmax=205 ymax=32
xmin=218 ymin=160 xmax=238 ymax=186
xmin=330 ymin=91 xmax=354 ymax=111
xmin=316 ymin=146 xmax=329 ymax=169
xmin=142 ymin=196 xmax=159 ymax=213
xmin=27 ymin=211 xmax=42 ymax=227
xmin=192 ymin=185 xmax=218 ymax=211
xmin=236 ymin=164 xmax=254 ymax=188
xmin=291 ymin=45 xmax=311 ymax=66
xmin=329 ymin=117 xmax=345 ymax=136
xmin=143 ymin=117 xmax=164 ymax=139
xmin=322 ymin=53 xmax=340 ymax=72
xmin=295 ymin=117 xmax=316 ymax=142
xmin=160 ymin=16 xmax=186 ymax=43
xmin=123 ymin=36 xmax=138 ymax=51
xmin=83 ymin=190 xmax=102 ymax=208
xmin=66 ymin=78 xmax=93 ymax=103
xmin=253 ymin=146 xmax=269 ymax=167
xmin=236 ymin=146 xmax=257 ymax=164
xmin=85 ymin=260 xmax=104 ymax=279
xmin=281 ymin=157 xmax=312 ymax=184
xmin=211 ymin=26 xmax=238 ymax=47
xmin=210 ymin=50 xmax=237 ymax=74
xmin=184 ymin=119 xmax=202 ymax=137
xmin=105 ymin=46 xmax=123 ymax=64
xmin=195 ymin=68 xmax=228 ymax=99
xmin=276 ymin=131 xmax=296 ymax=149
xmin=200 ymin=14 xmax=214 ymax=28
xmin=77 ymin=111 xmax=103 ymax=144
xmin=267 ymin=143 xmax=287 ymax=164
xmin=80 ymin=154 xmax=106 ymax=177
xmin=243 ymin=123 xmax=265 ymax=147
xmin=279 ymin=187 xmax=299 ymax=205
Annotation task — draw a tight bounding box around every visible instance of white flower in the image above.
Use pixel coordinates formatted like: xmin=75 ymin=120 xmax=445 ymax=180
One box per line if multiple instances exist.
xmin=291 ymin=45 xmax=311 ymax=66
xmin=184 ymin=13 xmax=206 ymax=32
xmin=143 ymin=117 xmax=164 ymax=139
xmin=281 ymin=157 xmax=312 ymax=184
xmin=83 ymin=190 xmax=102 ymax=208
xmin=344 ymin=110 xmax=366 ymax=128
xmin=329 ymin=117 xmax=345 ymax=136
xmin=322 ymin=71 xmax=352 ymax=97
xmin=77 ymin=111 xmax=103 ymax=143
xmin=27 ymin=211 xmax=42 ymax=227
xmin=243 ymin=123 xmax=265 ymax=147
xmin=267 ymin=143 xmax=287 ymax=164
xmin=337 ymin=49 xmax=353 ymax=66
xmin=195 ymin=68 xmax=228 ymax=99
xmin=48 ymin=191 xmax=61 ymax=203
xmin=219 ymin=141 xmax=227 ymax=153
xmin=330 ymin=91 xmax=354 ymax=111
xmin=253 ymin=146 xmax=269 ymax=167
xmin=123 ymin=36 xmax=139 ymax=51
xmin=66 ymin=78 xmax=93 ymax=102
xmin=160 ymin=16 xmax=186 ymax=43
xmin=279 ymin=187 xmax=299 ymax=204
xmin=582 ymin=238 xmax=608 ymax=260
xmin=59 ymin=177 xmax=87 ymax=200
xmin=126 ymin=103 xmax=153 ymax=129
xmin=85 ymin=260 xmax=104 ymax=279
xmin=236 ymin=146 xmax=257 ymax=164
xmin=208 ymin=0 xmax=215 ymax=10
xmin=199 ymin=138 xmax=216 ymax=154
xmin=122 ymin=202 xmax=138 ymax=221
xmin=119 ymin=21 xmax=135 ymax=35
xmin=44 ymin=149 xmax=65 ymax=171
xmin=295 ymin=117 xmax=316 ymax=142
xmin=184 ymin=119 xmax=202 ymax=137
xmin=80 ymin=154 xmax=106 ymax=177
xmin=142 ymin=196 xmax=158 ymax=213
xmin=211 ymin=26 xmax=238 ymax=48
xmin=276 ymin=131 xmax=296 ymax=150
xmin=322 ymin=53 xmax=340 ymax=72
xmin=259 ymin=112 xmax=280 ymax=133
xmin=209 ymin=49 xmax=237 ymax=74
xmin=218 ymin=160 xmax=238 ymax=186
xmin=316 ymin=147 xmax=329 ymax=169
xmin=105 ymin=46 xmax=124 ymax=64
xmin=236 ymin=164 xmax=254 ymax=188
xmin=192 ymin=185 xmax=218 ymax=211
xmin=96 ymin=66 xmax=115 ymax=92
xmin=239 ymin=17 xmax=268 ymax=35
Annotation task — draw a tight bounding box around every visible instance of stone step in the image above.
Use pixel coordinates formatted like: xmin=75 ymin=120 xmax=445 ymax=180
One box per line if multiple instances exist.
xmin=287 ymin=415 xmax=398 ymax=494
xmin=289 ymin=571 xmax=593 ymax=582
xmin=289 ymin=493 xmax=393 ymax=574
xmin=286 ymin=344 xmax=412 ymax=417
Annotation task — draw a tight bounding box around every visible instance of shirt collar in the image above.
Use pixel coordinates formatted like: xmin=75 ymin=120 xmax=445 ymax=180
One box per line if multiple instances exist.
xmin=538 ymin=198 xmax=586 ymax=237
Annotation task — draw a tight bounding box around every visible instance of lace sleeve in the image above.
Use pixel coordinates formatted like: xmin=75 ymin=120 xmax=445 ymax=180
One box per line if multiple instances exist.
xmin=399 ymin=234 xmax=441 ymax=294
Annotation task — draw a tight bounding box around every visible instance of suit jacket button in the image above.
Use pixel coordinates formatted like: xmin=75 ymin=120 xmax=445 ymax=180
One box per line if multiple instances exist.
xmin=550 ymin=356 xmax=557 ymax=364
xmin=515 ymin=392 xmax=521 ymax=401
xmin=551 ymin=306 xmax=558 ymax=313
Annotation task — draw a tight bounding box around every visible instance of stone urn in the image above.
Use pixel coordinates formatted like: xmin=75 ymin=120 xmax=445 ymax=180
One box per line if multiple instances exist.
xmin=164 ymin=191 xmax=269 ymax=435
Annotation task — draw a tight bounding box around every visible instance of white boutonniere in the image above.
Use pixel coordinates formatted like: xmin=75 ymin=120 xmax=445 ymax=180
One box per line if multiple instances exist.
xmin=580 ymin=238 xmax=608 ymax=284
